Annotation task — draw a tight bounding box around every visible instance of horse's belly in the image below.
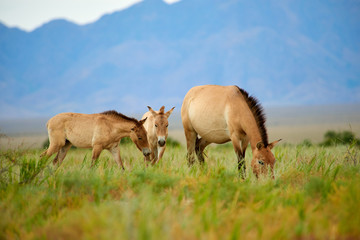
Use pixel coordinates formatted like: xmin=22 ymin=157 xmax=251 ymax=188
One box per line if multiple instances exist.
xmin=190 ymin=114 xmax=230 ymax=144
xmin=188 ymin=103 xmax=230 ymax=143
xmin=66 ymin=131 xmax=93 ymax=148
xmin=64 ymin=125 xmax=94 ymax=148
xmin=198 ymin=128 xmax=230 ymax=144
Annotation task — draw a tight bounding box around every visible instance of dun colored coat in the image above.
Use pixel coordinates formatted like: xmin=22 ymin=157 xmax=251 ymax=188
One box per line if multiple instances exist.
xmin=41 ymin=111 xmax=151 ymax=169
xmin=181 ymin=85 xmax=281 ymax=178
xmin=142 ymin=106 xmax=175 ymax=164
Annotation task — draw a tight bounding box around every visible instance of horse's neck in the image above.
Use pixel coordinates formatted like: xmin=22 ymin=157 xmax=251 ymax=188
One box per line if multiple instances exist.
xmin=245 ymin=125 xmax=263 ymax=151
xmin=113 ymin=119 xmax=134 ymax=136
xmin=238 ymin=112 xmax=263 ymax=151
xmin=249 ymin=134 xmax=263 ymax=151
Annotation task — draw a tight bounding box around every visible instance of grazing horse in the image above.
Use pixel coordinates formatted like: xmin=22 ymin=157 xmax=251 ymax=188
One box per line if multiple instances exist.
xmin=181 ymin=85 xmax=281 ymax=178
xmin=142 ymin=106 xmax=175 ymax=164
xmin=41 ymin=110 xmax=151 ymax=169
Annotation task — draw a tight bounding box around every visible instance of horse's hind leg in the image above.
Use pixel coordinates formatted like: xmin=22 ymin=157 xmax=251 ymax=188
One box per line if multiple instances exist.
xmin=195 ymin=138 xmax=210 ymax=164
xmin=41 ymin=129 xmax=66 ymax=161
xmin=41 ymin=143 xmax=62 ymax=161
xmin=54 ymin=140 xmax=72 ymax=165
xmin=184 ymin=128 xmax=197 ymax=166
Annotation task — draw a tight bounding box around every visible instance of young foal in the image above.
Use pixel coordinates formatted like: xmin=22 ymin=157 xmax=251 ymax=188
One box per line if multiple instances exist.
xmin=142 ymin=106 xmax=175 ymax=164
xmin=181 ymin=85 xmax=281 ymax=178
xmin=41 ymin=110 xmax=151 ymax=169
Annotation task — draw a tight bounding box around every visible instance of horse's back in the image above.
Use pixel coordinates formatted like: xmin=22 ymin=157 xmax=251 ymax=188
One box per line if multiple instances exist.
xmin=182 ymin=85 xmax=243 ymax=143
xmin=183 ymin=85 xmax=241 ymax=105
xmin=47 ymin=113 xmax=102 ymax=147
xmin=47 ymin=113 xmax=97 ymax=129
xmin=141 ymin=111 xmax=154 ymax=133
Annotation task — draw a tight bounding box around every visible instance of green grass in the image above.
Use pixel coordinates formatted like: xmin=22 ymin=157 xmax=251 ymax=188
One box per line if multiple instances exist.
xmin=0 ymin=143 xmax=359 ymax=239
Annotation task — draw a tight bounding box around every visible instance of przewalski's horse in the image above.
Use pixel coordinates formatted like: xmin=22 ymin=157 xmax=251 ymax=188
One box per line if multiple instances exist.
xmin=181 ymin=85 xmax=281 ymax=178
xmin=142 ymin=106 xmax=175 ymax=164
xmin=41 ymin=110 xmax=151 ymax=169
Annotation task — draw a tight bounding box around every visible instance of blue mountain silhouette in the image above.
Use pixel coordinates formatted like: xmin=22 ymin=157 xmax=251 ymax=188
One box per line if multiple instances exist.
xmin=0 ymin=0 xmax=359 ymax=118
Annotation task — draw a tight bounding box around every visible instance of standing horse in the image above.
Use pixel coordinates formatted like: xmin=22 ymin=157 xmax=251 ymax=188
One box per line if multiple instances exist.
xmin=142 ymin=106 xmax=175 ymax=164
xmin=41 ymin=110 xmax=151 ymax=169
xmin=181 ymin=85 xmax=281 ymax=178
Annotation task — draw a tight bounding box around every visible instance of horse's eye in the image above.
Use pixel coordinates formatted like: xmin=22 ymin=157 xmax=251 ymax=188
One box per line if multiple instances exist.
xmin=258 ymin=160 xmax=264 ymax=165
xmin=155 ymin=124 xmax=158 ymax=128
xmin=166 ymin=124 xmax=168 ymax=128
xmin=138 ymin=137 xmax=142 ymax=140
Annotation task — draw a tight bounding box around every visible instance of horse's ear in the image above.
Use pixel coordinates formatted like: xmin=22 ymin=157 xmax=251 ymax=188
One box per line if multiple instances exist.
xmin=165 ymin=107 xmax=175 ymax=118
xmin=139 ymin=117 xmax=147 ymax=125
xmin=159 ymin=106 xmax=165 ymax=114
xmin=147 ymin=106 xmax=157 ymax=116
xmin=256 ymin=142 xmax=265 ymax=150
xmin=268 ymin=139 xmax=282 ymax=149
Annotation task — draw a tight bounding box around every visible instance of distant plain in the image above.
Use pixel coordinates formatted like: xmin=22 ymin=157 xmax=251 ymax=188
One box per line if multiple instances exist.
xmin=1 ymin=104 xmax=359 ymax=150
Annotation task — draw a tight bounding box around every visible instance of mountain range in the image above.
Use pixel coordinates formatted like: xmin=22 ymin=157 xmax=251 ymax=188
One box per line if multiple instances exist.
xmin=0 ymin=0 xmax=359 ymax=119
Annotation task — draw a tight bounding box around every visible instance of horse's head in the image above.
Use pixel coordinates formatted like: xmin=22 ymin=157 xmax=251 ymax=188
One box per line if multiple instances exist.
xmin=251 ymin=139 xmax=281 ymax=178
xmin=129 ymin=117 xmax=151 ymax=157
xmin=147 ymin=106 xmax=175 ymax=147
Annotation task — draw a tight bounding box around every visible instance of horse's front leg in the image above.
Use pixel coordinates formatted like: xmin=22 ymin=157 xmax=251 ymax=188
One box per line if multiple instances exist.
xmin=143 ymin=143 xmax=156 ymax=166
xmin=91 ymin=144 xmax=103 ymax=168
xmin=157 ymin=145 xmax=166 ymax=160
xmin=144 ymin=155 xmax=151 ymax=164
xmin=151 ymin=145 xmax=165 ymax=165
xmin=230 ymin=136 xmax=248 ymax=179
xmin=109 ymin=146 xmax=125 ymax=170
xmin=150 ymin=147 xmax=159 ymax=165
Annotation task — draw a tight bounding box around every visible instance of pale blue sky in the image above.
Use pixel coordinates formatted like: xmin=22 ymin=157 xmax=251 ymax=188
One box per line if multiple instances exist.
xmin=0 ymin=0 xmax=179 ymax=31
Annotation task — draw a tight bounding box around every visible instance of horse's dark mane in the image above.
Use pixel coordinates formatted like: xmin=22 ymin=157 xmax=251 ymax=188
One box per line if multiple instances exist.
xmin=100 ymin=110 xmax=138 ymax=124
xmin=235 ymin=86 xmax=269 ymax=147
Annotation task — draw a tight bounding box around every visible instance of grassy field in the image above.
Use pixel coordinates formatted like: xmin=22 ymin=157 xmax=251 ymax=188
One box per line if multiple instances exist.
xmin=1 ymin=142 xmax=359 ymax=240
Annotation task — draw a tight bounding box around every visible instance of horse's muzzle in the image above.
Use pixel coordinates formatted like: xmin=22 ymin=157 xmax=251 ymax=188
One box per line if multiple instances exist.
xmin=142 ymin=148 xmax=151 ymax=157
xmin=158 ymin=137 xmax=166 ymax=147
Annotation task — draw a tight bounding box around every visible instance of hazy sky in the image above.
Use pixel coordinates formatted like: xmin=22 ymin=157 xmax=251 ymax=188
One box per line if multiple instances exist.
xmin=0 ymin=0 xmax=180 ymax=32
